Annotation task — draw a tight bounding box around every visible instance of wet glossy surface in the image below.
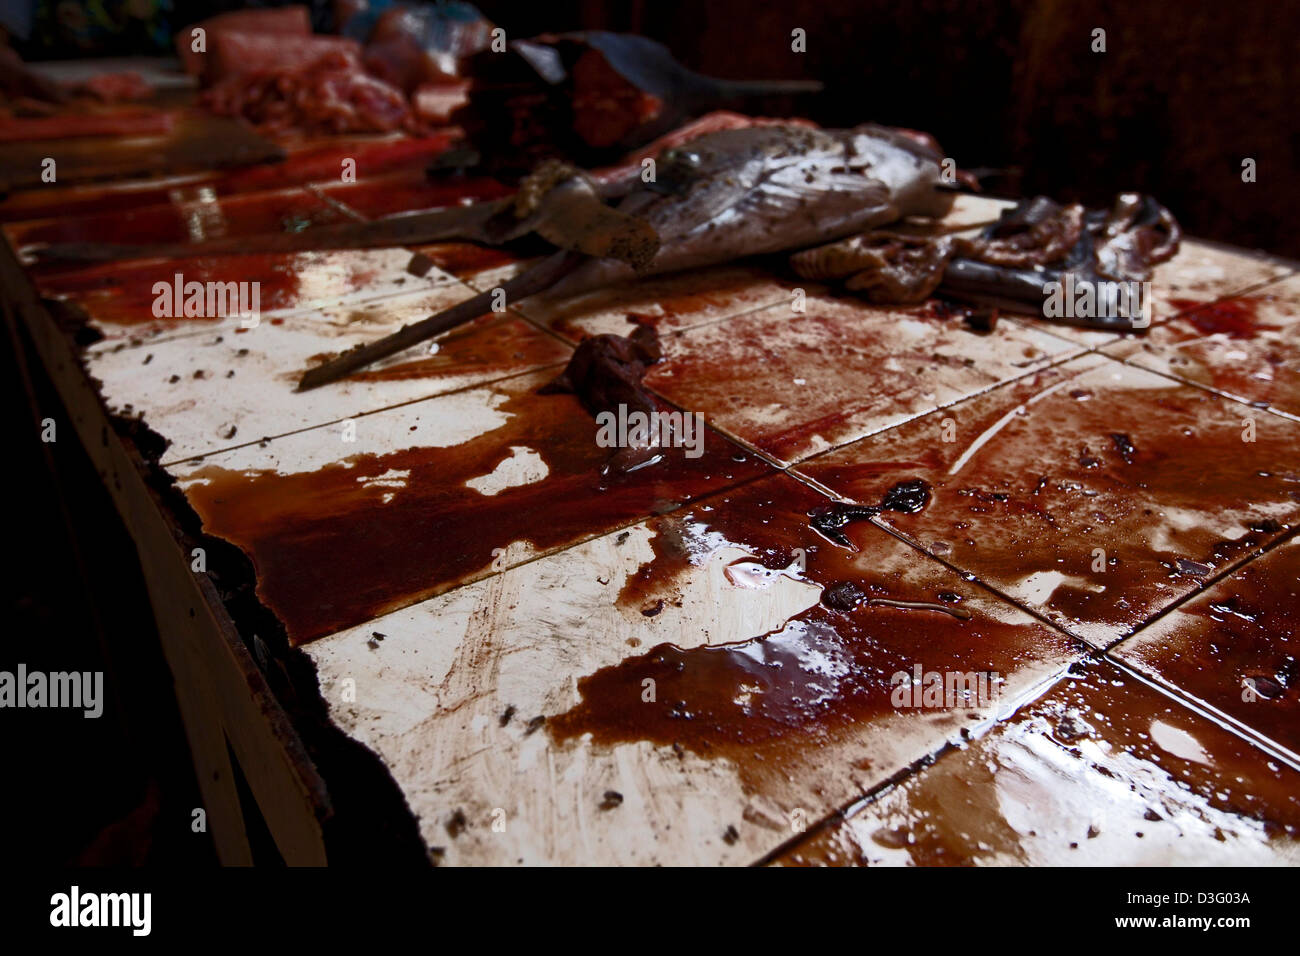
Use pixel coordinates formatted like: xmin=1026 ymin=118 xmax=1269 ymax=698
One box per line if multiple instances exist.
xmin=8 ymin=122 xmax=1300 ymax=864
xmin=775 ymin=658 xmax=1300 ymax=865
xmin=0 ymin=133 xmax=458 ymax=224
xmin=7 ymin=185 xmax=346 ymax=254
xmin=643 ymin=293 xmax=1079 ymax=465
xmin=175 ymin=371 xmax=770 ymax=644
xmin=1106 ymin=277 xmax=1300 ymax=420
xmin=550 ymin=474 xmax=1080 ymax=792
xmin=303 ymin=469 xmax=1078 ymax=864
xmin=797 ymin=354 xmax=1300 ymax=646
xmin=37 ymin=248 xmax=425 ymax=342
xmin=1114 ymin=535 xmax=1300 ymax=758
xmin=90 ymin=284 xmax=572 ymax=463
xmin=316 ymin=169 xmax=512 ymax=220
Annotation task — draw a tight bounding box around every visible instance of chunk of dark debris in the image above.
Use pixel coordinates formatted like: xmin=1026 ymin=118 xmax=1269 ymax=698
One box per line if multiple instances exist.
xmin=1175 ymin=558 xmax=1214 ymax=577
xmin=1109 ymin=432 xmax=1137 ymax=463
xmin=500 ymin=705 xmax=516 ymax=727
xmin=722 ymin=825 xmax=739 ymax=845
xmin=599 ymin=790 xmax=624 ymax=810
xmin=525 ymin=715 xmax=546 ymax=735
xmin=821 ymin=580 xmax=865 ymax=611
xmin=446 ymin=809 xmax=468 ymax=838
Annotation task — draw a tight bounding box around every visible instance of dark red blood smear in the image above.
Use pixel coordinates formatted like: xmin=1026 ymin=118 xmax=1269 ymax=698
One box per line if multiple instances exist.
xmin=778 ymin=657 xmax=1300 ymax=866
xmin=32 ymin=251 xmax=336 ymax=326
xmin=1171 ymin=296 xmax=1278 ymax=340
xmin=799 ymin=364 xmax=1300 ymax=639
xmin=809 ymin=479 xmax=931 ymax=545
xmin=319 ymin=171 xmax=511 ymax=220
xmin=549 ymin=477 xmax=1070 ymax=789
xmin=410 ymin=242 xmax=520 ymax=279
xmin=183 ymin=384 xmax=770 ymax=645
xmin=1145 ymin=544 xmax=1299 ymax=754
xmin=12 ymin=187 xmax=345 ymax=253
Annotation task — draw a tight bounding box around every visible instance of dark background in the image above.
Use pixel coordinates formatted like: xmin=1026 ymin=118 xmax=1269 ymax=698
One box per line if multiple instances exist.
xmin=13 ymin=0 xmax=1299 ymax=257
xmin=526 ymin=0 xmax=1298 ymax=259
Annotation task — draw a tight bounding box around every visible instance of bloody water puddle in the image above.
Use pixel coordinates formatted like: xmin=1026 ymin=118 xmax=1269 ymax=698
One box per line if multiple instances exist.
xmin=33 ymin=248 xmax=420 ymax=331
xmin=0 ymin=134 xmax=460 ymax=225
xmin=180 ymin=373 xmax=770 ymax=646
xmin=799 ymin=357 xmax=1300 ymax=646
xmin=548 ymin=474 xmax=1078 ymax=790
xmin=1116 ymin=536 xmax=1300 ymax=757
xmin=777 ymin=657 xmax=1300 ymax=866
xmin=8 ymin=185 xmax=348 ymax=254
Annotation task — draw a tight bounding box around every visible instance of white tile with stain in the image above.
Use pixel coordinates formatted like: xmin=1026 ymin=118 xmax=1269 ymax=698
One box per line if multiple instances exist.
xmin=90 ymin=280 xmax=570 ymax=465
xmin=305 ymin=505 xmax=1078 ymax=865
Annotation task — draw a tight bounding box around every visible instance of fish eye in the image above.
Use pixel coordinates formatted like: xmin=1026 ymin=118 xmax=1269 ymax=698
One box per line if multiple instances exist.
xmin=664 ymin=148 xmax=702 ymax=170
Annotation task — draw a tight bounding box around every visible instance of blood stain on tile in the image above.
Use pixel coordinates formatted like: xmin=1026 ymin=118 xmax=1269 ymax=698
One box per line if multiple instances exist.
xmin=1106 ymin=278 xmax=1300 ymax=419
xmin=9 ymin=185 xmax=347 ymax=254
xmin=334 ymin=312 xmax=571 ymax=384
xmin=640 ymin=293 xmax=1078 ymax=466
xmin=796 ymin=355 xmax=1300 ymax=646
xmin=0 ymin=133 xmax=460 ymax=224
xmin=315 ymin=169 xmax=512 ymax=220
xmin=175 ymin=372 xmax=770 ymax=645
xmin=549 ymin=475 xmax=1080 ymax=794
xmin=523 ymin=266 xmax=808 ymax=343
xmin=1113 ymin=535 xmax=1300 ymax=758
xmin=773 ymin=658 xmax=1300 ymax=865
xmin=37 ymin=248 xmax=426 ymax=341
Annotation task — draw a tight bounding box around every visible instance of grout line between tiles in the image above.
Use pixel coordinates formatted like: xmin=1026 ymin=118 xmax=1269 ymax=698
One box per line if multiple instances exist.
xmin=158 ymin=355 xmax=570 ymax=467
xmin=751 ymin=653 xmax=1083 ymax=866
xmin=1102 ymin=654 xmax=1300 ymax=773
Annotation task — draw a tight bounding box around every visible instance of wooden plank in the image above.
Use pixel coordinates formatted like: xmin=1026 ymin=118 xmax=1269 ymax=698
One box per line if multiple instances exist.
xmin=2 ymin=241 xmax=330 ymax=866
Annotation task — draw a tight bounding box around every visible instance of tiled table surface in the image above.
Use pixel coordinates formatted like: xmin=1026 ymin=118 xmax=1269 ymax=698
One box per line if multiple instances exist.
xmin=7 ymin=136 xmax=1298 ymax=865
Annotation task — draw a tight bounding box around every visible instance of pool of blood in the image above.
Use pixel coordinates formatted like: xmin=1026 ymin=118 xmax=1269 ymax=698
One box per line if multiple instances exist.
xmin=799 ymin=362 xmax=1300 ymax=640
xmin=1169 ymin=295 xmax=1280 ymax=340
xmin=777 ymin=657 xmax=1300 ymax=866
xmin=549 ymin=475 xmax=1077 ymax=789
xmin=181 ymin=383 xmax=770 ymax=645
xmin=33 ymin=249 xmax=409 ymax=328
xmin=1125 ymin=540 xmax=1299 ymax=755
